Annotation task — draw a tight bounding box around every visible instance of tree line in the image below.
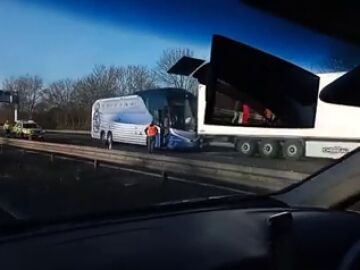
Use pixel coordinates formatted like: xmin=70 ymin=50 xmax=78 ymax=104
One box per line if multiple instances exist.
xmin=0 ymin=48 xmax=198 ymax=129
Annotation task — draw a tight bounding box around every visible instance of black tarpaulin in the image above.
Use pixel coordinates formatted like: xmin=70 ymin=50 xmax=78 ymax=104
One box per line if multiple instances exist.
xmin=208 ymin=35 xmax=319 ymax=128
xmin=167 ymin=56 xmax=209 ymax=84
xmin=167 ymin=56 xmax=206 ymax=77
xmin=168 ymin=35 xmax=320 ymax=128
xmin=320 ymin=66 xmax=360 ymax=106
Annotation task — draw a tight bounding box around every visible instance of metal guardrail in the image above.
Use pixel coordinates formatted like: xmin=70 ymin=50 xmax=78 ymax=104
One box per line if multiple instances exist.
xmin=0 ymin=127 xmax=91 ymax=135
xmin=45 ymin=129 xmax=234 ymax=148
xmin=41 ymin=130 xmax=233 ymax=148
xmin=45 ymin=129 xmax=91 ymax=135
xmin=0 ymin=137 xmax=308 ymax=191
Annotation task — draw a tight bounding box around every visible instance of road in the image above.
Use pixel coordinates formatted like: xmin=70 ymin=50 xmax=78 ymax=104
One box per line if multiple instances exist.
xmin=0 ymin=149 xmax=244 ymax=221
xmin=43 ymin=133 xmax=333 ymax=175
xmin=0 ymin=133 xmax=337 ymax=222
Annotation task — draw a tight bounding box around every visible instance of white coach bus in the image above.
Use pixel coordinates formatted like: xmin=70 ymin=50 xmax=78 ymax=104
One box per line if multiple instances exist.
xmin=91 ymin=88 xmax=200 ymax=150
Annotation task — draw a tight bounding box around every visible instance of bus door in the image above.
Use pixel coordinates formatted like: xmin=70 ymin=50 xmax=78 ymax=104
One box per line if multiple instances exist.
xmin=161 ymin=108 xmax=172 ymax=146
xmin=153 ymin=109 xmax=163 ymax=148
xmin=160 ymin=109 xmax=172 ymax=148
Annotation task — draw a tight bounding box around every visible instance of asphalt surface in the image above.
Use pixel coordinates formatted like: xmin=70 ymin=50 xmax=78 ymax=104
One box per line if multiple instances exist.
xmin=0 ymin=133 xmax=337 ymax=223
xmin=43 ymin=133 xmax=333 ymax=175
xmin=0 ymin=149 xmax=242 ymax=221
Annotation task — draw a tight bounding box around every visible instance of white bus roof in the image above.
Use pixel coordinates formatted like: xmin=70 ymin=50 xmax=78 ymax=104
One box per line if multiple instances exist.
xmin=94 ymin=94 xmax=139 ymax=103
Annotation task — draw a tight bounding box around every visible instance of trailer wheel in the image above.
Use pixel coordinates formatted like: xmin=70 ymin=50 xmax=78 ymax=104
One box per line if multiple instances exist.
xmin=107 ymin=132 xmax=113 ymax=150
xmin=235 ymin=139 xmax=257 ymax=157
xmin=100 ymin=131 xmax=107 ymax=145
xmin=283 ymin=140 xmax=304 ymax=160
xmin=259 ymin=140 xmax=279 ymax=158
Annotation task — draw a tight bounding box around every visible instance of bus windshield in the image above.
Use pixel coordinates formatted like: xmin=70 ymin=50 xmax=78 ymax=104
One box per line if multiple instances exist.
xmin=168 ymin=94 xmax=196 ymax=131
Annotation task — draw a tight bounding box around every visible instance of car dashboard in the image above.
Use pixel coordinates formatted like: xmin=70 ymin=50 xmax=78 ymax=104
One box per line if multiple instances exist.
xmin=0 ymin=203 xmax=360 ymax=270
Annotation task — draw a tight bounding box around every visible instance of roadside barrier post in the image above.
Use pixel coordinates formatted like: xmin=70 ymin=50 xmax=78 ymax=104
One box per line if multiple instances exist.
xmin=94 ymin=159 xmax=99 ymax=169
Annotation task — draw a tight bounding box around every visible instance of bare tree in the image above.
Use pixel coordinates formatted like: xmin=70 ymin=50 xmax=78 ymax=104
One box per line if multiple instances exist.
xmin=1 ymin=46 xmax=201 ymax=129
xmin=38 ymin=79 xmax=77 ymax=129
xmin=319 ymin=45 xmax=359 ymax=72
xmin=3 ymin=75 xmax=43 ymax=119
xmin=117 ymin=65 xmax=157 ymax=95
xmin=70 ymin=65 xmax=126 ymax=129
xmin=319 ymin=58 xmax=357 ymax=73
xmin=33 ymin=64 xmax=157 ymax=129
xmin=155 ymin=48 xmax=198 ymax=94
xmin=42 ymin=79 xmax=74 ymax=108
xmin=74 ymin=65 xmax=121 ymax=106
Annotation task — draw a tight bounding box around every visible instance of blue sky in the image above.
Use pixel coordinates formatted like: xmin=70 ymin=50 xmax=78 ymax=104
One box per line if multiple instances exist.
xmin=0 ymin=0 xmax=209 ymax=83
xmin=1 ymin=0 xmax=360 ymax=84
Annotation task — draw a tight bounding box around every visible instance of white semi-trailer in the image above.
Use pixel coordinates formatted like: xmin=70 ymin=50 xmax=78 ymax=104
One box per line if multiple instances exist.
xmin=169 ymin=35 xmax=359 ymax=160
xmin=196 ymin=72 xmax=360 ymax=160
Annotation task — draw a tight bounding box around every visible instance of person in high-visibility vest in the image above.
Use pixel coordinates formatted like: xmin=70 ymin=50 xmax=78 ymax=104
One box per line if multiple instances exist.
xmin=3 ymin=120 xmax=10 ymax=137
xmin=145 ymin=121 xmax=159 ymax=153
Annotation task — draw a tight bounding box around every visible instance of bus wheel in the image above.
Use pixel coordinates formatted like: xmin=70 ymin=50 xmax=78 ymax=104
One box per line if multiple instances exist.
xmin=199 ymin=137 xmax=205 ymax=150
xmin=259 ymin=140 xmax=279 ymax=158
xmin=100 ymin=131 xmax=107 ymax=145
xmin=235 ymin=139 xmax=257 ymax=157
xmin=107 ymin=132 xmax=113 ymax=150
xmin=282 ymin=140 xmax=304 ymax=160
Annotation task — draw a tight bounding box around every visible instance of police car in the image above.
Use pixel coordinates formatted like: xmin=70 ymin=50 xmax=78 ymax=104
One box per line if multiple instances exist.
xmin=11 ymin=120 xmax=44 ymax=139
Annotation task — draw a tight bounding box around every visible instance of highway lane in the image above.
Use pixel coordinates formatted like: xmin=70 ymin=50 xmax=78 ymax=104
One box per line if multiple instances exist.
xmin=42 ymin=133 xmax=333 ymax=175
xmin=0 ymin=149 xmax=242 ymax=221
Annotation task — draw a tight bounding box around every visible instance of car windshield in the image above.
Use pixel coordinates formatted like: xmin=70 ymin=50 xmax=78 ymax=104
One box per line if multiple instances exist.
xmin=0 ymin=0 xmax=359 ymax=224
xmin=23 ymin=124 xmax=38 ymax=129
